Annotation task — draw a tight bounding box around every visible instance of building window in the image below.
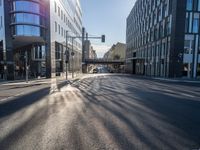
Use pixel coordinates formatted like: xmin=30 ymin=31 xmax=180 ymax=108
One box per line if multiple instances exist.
xmin=189 ymin=13 xmax=193 ymax=33
xmin=162 ymin=4 xmax=167 ymax=18
xmin=61 ymin=10 xmax=63 ymax=20
xmin=185 ymin=13 xmax=189 ymax=32
xmin=193 ymin=14 xmax=199 ymax=33
xmin=58 ymin=24 xmax=60 ymax=34
xmin=33 ymin=45 xmax=46 ymax=60
xmin=55 ymin=21 xmax=57 ymax=32
xmin=159 ymin=23 xmax=163 ymax=37
xmin=12 ymin=13 xmax=41 ymax=25
xmin=198 ymin=0 xmax=200 ymax=11
xmin=58 ymin=7 xmax=60 ymax=16
xmin=184 ymin=35 xmax=194 ymax=54
xmin=61 ymin=27 xmax=63 ymax=36
xmin=14 ymin=25 xmax=41 ymax=36
xmin=158 ymin=9 xmax=161 ymax=21
xmin=13 ymin=1 xmax=40 ymax=14
xmin=55 ymin=42 xmax=62 ymax=60
xmin=0 ymin=16 xmax=2 ymax=28
xmin=187 ymin=0 xmax=193 ymax=10
xmin=54 ymin=1 xmax=57 ymax=13
xmin=194 ymin=0 xmax=198 ymax=11
xmin=0 ymin=0 xmax=2 ymax=6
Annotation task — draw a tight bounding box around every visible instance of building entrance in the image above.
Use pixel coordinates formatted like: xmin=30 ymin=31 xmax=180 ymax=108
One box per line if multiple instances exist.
xmin=13 ymin=45 xmax=46 ymax=79
xmin=132 ymin=60 xmax=136 ymax=74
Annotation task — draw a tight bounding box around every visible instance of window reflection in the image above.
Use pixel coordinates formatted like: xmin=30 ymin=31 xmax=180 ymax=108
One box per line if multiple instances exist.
xmin=55 ymin=42 xmax=62 ymax=60
xmin=12 ymin=13 xmax=40 ymax=25
xmin=187 ymin=0 xmax=193 ymax=10
xmin=193 ymin=18 xmax=199 ymax=33
xmin=33 ymin=45 xmax=46 ymax=60
xmin=13 ymin=1 xmax=40 ymax=13
xmin=15 ymin=25 xmax=41 ymax=36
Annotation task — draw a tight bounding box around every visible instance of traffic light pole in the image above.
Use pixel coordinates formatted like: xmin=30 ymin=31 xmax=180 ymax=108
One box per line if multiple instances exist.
xmin=25 ymin=51 xmax=28 ymax=83
xmin=67 ymin=29 xmax=105 ymax=77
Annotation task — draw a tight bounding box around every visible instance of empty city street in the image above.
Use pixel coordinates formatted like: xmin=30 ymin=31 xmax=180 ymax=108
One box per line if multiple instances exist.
xmin=0 ymin=74 xmax=200 ymax=150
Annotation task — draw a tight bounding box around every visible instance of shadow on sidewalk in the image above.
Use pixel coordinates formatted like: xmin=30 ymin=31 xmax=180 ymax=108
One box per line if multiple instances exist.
xmin=0 ymin=80 xmax=68 ymax=119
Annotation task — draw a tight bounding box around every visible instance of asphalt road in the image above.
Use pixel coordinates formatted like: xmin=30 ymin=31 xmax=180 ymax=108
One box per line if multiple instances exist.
xmin=0 ymin=74 xmax=200 ymax=150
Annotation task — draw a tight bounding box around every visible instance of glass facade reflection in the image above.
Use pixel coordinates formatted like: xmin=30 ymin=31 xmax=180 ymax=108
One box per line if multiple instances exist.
xmin=187 ymin=0 xmax=193 ymax=11
xmin=14 ymin=25 xmax=40 ymax=36
xmin=33 ymin=45 xmax=46 ymax=60
xmin=2 ymin=0 xmax=82 ymax=80
xmin=13 ymin=1 xmax=40 ymax=14
xmin=12 ymin=13 xmax=40 ymax=25
xmin=11 ymin=0 xmax=45 ymax=37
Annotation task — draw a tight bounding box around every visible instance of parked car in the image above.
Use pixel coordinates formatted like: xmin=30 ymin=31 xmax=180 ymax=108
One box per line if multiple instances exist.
xmin=93 ymin=68 xmax=98 ymax=73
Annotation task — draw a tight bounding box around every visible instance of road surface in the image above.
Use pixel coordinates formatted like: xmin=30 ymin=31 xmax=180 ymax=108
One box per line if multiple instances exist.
xmin=0 ymin=74 xmax=200 ymax=149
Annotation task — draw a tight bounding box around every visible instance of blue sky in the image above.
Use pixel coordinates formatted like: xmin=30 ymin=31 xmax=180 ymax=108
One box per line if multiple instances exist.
xmin=80 ymin=0 xmax=136 ymax=57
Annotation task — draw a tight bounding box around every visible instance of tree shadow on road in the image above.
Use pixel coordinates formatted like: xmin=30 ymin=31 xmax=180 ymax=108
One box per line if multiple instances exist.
xmin=72 ymin=76 xmax=200 ymax=149
xmin=0 ymin=81 xmax=69 ymax=119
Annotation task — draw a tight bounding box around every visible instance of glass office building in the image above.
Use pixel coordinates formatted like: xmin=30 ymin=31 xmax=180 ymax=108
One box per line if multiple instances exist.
xmin=0 ymin=0 xmax=82 ymax=80
xmin=126 ymin=0 xmax=200 ymax=78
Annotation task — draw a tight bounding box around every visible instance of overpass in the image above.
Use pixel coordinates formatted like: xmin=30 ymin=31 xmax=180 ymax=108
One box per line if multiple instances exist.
xmin=84 ymin=59 xmax=125 ymax=65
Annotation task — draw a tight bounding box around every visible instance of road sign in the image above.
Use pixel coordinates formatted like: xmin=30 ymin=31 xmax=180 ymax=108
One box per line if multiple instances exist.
xmin=71 ymin=52 xmax=75 ymax=56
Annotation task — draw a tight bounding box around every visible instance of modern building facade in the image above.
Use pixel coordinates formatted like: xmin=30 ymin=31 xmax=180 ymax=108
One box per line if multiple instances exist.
xmin=126 ymin=0 xmax=200 ymax=78
xmin=0 ymin=0 xmax=82 ymax=80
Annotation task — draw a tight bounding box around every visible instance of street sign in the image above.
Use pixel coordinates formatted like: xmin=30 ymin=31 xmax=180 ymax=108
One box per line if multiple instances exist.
xmin=71 ymin=52 xmax=75 ymax=56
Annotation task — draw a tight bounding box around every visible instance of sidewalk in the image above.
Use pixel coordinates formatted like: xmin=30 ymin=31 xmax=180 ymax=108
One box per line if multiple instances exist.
xmin=0 ymin=73 xmax=85 ymax=102
xmin=141 ymin=75 xmax=200 ymax=84
xmin=129 ymin=74 xmax=200 ymax=84
xmin=0 ymin=72 xmax=84 ymax=86
xmin=152 ymin=77 xmax=200 ymax=83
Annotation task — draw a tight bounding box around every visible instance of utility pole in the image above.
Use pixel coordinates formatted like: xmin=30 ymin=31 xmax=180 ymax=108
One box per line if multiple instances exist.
xmin=82 ymin=27 xmax=85 ymax=63
xmin=25 ymin=51 xmax=28 ymax=83
xmin=82 ymin=28 xmax=85 ymax=73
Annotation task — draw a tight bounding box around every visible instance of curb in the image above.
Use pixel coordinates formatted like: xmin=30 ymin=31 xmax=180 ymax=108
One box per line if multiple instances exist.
xmin=152 ymin=78 xmax=200 ymax=84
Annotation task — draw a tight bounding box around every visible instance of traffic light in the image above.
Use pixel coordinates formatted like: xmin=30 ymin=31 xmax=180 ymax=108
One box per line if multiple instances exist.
xmin=101 ymin=35 xmax=105 ymax=43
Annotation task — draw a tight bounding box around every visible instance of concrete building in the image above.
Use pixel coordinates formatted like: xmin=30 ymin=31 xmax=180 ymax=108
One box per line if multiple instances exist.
xmin=126 ymin=0 xmax=200 ymax=78
xmin=0 ymin=0 xmax=82 ymax=80
xmin=104 ymin=42 xmax=126 ymax=72
xmin=91 ymin=49 xmax=97 ymax=59
xmin=104 ymin=42 xmax=126 ymax=61
xmin=84 ymin=44 xmax=97 ymax=60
